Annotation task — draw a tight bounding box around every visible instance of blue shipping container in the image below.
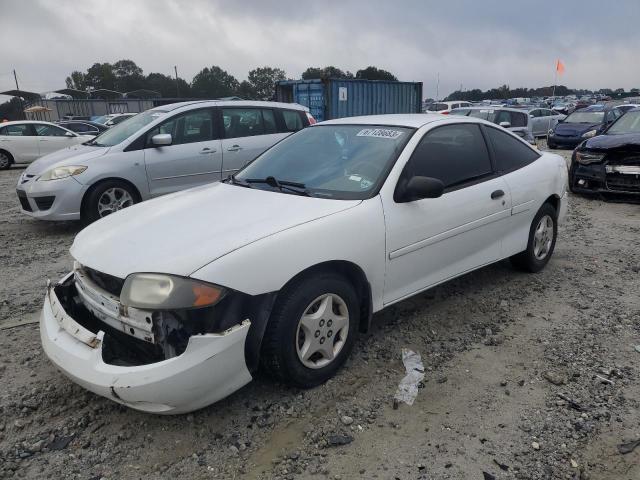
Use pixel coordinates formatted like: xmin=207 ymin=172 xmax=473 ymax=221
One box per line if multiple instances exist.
xmin=276 ymin=78 xmax=423 ymax=122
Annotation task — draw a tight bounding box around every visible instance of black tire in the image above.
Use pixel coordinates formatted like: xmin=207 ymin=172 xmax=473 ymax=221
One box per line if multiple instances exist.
xmin=0 ymin=151 xmax=12 ymax=170
xmin=82 ymin=180 xmax=138 ymax=224
xmin=510 ymin=203 xmax=558 ymax=273
xmin=261 ymin=272 xmax=359 ymax=388
xmin=547 ymin=140 xmax=557 ymax=150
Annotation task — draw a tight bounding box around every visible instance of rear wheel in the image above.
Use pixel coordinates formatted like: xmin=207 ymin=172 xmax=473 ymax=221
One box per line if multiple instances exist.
xmin=510 ymin=203 xmax=558 ymax=273
xmin=83 ymin=180 xmax=138 ymax=224
xmin=0 ymin=151 xmax=11 ymax=170
xmin=261 ymin=272 xmax=359 ymax=388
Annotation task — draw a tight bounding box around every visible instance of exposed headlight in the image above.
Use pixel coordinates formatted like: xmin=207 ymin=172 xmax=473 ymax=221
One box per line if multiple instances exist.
xmin=120 ymin=273 xmax=226 ymax=310
xmin=38 ymin=165 xmax=87 ymax=181
xmin=575 ymin=151 xmax=605 ymax=165
xmin=581 ymin=129 xmax=598 ymax=139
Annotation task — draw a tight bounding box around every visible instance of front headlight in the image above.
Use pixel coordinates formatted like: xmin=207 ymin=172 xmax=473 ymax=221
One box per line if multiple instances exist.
xmin=120 ymin=273 xmax=226 ymax=310
xmin=581 ymin=129 xmax=598 ymax=139
xmin=575 ymin=151 xmax=605 ymax=165
xmin=38 ymin=165 xmax=87 ymax=181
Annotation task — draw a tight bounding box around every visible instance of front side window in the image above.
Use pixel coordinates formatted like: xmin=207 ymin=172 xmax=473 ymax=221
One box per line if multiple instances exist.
xmin=147 ymin=109 xmax=214 ymax=146
xmin=282 ymin=110 xmax=304 ymax=132
xmin=35 ymin=124 xmax=69 ymax=136
xmin=427 ymin=103 xmax=448 ymax=111
xmin=485 ymin=126 xmax=540 ymax=173
xmin=235 ymin=124 xmax=413 ymax=199
xmin=223 ymin=108 xmax=264 ymax=138
xmin=402 ymin=124 xmax=492 ymax=189
xmin=493 ymin=111 xmax=527 ymax=127
xmin=0 ymin=124 xmax=35 ymax=136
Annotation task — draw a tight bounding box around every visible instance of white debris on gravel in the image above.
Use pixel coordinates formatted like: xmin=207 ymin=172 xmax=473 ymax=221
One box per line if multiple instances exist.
xmin=394 ymin=348 xmax=425 ymax=406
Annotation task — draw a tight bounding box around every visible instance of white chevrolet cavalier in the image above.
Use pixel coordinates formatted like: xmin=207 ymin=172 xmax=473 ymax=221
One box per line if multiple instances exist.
xmin=41 ymin=114 xmax=568 ymax=413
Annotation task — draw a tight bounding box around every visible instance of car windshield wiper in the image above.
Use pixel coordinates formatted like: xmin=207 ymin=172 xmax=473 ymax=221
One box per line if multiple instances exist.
xmin=244 ymin=176 xmax=312 ymax=196
xmin=225 ymin=174 xmax=253 ymax=188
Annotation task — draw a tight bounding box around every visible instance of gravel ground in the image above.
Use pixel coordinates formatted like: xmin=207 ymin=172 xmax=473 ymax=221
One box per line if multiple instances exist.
xmin=1 ymin=144 xmax=639 ymax=479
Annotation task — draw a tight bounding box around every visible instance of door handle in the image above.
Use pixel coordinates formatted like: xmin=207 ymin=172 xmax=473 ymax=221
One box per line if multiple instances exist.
xmin=199 ymin=148 xmax=217 ymax=154
xmin=491 ymin=189 xmax=505 ymax=199
xmin=227 ymin=145 xmax=242 ymax=152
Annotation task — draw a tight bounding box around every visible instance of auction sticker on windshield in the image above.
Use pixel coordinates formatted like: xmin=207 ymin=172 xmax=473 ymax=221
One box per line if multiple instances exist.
xmin=357 ymin=128 xmax=404 ymax=139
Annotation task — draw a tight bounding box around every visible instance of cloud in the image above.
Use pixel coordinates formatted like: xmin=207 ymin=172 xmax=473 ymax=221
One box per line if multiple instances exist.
xmin=0 ymin=0 xmax=638 ymax=101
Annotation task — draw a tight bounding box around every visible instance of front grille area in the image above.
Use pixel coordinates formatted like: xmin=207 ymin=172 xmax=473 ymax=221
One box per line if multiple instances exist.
xmin=34 ymin=196 xmax=55 ymax=211
xmin=16 ymin=190 xmax=32 ymax=212
xmin=606 ymin=173 xmax=640 ymax=192
xmin=82 ymin=267 xmax=125 ymax=297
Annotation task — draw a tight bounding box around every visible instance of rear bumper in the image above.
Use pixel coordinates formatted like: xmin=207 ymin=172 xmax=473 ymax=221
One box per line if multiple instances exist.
xmin=40 ymin=273 xmax=252 ymax=414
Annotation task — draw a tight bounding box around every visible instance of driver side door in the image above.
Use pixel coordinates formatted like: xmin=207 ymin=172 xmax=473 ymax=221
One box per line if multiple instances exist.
xmin=382 ymin=123 xmax=512 ymax=304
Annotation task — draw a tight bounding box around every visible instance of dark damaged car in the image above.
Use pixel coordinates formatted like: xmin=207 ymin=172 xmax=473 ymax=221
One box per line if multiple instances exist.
xmin=570 ymin=108 xmax=640 ymax=198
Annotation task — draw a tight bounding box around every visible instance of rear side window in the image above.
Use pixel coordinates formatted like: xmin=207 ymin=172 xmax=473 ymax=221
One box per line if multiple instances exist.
xmin=403 ymin=124 xmax=492 ymax=189
xmin=485 ymin=126 xmax=540 ymax=173
xmin=262 ymin=109 xmax=277 ymax=134
xmin=0 ymin=124 xmax=35 ymax=136
xmin=223 ymin=108 xmax=264 ymax=138
xmin=281 ymin=110 xmax=304 ymax=132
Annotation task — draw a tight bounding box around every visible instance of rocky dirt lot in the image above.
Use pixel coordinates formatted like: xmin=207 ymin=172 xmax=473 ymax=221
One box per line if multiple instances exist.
xmin=0 ymin=145 xmax=639 ymax=480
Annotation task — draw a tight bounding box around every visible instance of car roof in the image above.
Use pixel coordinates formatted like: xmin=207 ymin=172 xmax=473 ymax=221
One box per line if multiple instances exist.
xmin=318 ymin=113 xmax=488 ymax=128
xmin=152 ymin=100 xmax=308 ymax=113
xmin=452 ymin=106 xmax=528 ymax=114
xmin=0 ymin=120 xmax=60 ymax=126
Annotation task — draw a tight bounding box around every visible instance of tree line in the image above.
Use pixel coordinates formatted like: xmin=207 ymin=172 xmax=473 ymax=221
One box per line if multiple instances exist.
xmin=63 ymin=60 xmax=398 ymax=100
xmin=445 ymin=84 xmax=640 ymax=101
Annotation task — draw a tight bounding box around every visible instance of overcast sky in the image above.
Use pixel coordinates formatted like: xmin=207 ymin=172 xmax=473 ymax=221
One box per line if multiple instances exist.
xmin=1 ymin=0 xmax=638 ymax=102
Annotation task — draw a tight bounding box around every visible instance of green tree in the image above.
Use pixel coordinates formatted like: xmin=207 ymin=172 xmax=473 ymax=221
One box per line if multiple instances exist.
xmin=237 ymin=80 xmax=257 ymax=100
xmin=247 ymin=66 xmax=286 ymax=100
xmin=65 ymin=71 xmax=87 ymax=90
xmin=301 ymin=66 xmax=353 ymax=80
xmin=112 ymin=59 xmax=145 ymax=92
xmin=85 ymin=62 xmax=116 ymax=91
xmin=355 ymin=66 xmax=397 ymax=81
xmin=191 ymin=66 xmax=240 ymax=98
xmin=145 ymin=72 xmax=190 ymax=98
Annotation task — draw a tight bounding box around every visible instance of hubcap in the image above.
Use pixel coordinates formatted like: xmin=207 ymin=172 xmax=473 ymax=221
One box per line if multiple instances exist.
xmin=533 ymin=214 xmax=554 ymax=260
xmin=295 ymin=293 xmax=349 ymax=369
xmin=97 ymin=187 xmax=134 ymax=217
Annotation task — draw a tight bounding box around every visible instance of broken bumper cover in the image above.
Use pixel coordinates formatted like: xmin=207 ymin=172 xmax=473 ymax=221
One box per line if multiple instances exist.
xmin=570 ymin=162 xmax=640 ymax=195
xmin=40 ymin=274 xmax=253 ymax=414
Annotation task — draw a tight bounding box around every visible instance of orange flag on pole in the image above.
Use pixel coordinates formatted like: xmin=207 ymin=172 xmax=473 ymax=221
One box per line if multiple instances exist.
xmin=556 ymin=59 xmax=565 ymax=75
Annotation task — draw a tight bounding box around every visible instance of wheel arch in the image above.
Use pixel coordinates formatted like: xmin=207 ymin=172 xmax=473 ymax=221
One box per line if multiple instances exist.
xmin=80 ymin=177 xmax=143 ymax=218
xmin=542 ymin=193 xmax=560 ymax=216
xmin=0 ymin=148 xmax=14 ymax=165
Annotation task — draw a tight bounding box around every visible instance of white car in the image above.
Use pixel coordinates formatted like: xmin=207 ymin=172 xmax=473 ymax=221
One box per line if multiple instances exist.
xmin=0 ymin=121 xmax=92 ymax=169
xmin=426 ymin=101 xmax=473 ymax=114
xmin=40 ymin=114 xmax=568 ymax=414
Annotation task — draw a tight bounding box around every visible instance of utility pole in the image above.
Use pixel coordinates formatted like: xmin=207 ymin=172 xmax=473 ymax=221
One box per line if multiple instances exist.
xmin=174 ymin=66 xmax=180 ymax=98
xmin=436 ymin=72 xmax=440 ymax=101
xmin=13 ymin=69 xmax=25 ymax=120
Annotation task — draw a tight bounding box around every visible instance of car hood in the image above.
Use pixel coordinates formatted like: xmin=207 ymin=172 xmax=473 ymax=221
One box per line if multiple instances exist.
xmin=71 ymin=182 xmax=362 ymax=279
xmin=554 ymin=122 xmax=600 ymax=136
xmin=583 ymin=133 xmax=640 ymax=151
xmin=24 ymin=144 xmax=110 ymax=175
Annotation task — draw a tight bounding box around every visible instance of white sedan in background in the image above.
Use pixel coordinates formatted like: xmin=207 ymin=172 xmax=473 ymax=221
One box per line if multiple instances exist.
xmin=41 ymin=114 xmax=568 ymax=413
xmin=0 ymin=121 xmax=91 ymax=169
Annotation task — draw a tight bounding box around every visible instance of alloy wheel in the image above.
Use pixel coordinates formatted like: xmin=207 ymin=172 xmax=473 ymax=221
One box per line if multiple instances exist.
xmin=533 ymin=214 xmax=554 ymax=260
xmin=97 ymin=187 xmax=134 ymax=217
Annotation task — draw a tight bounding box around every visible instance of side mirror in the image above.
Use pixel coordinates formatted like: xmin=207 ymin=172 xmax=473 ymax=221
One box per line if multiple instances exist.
xmin=64 ymin=131 xmax=75 ymax=137
xmin=151 ymin=133 xmax=172 ymax=146
xmin=499 ymin=121 xmax=511 ymax=128
xmin=395 ymin=176 xmax=445 ymax=203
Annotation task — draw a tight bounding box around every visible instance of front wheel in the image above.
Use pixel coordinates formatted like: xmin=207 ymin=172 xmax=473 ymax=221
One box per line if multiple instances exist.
xmin=510 ymin=203 xmax=558 ymax=273
xmin=0 ymin=151 xmax=11 ymax=170
xmin=261 ymin=272 xmax=359 ymax=388
xmin=83 ymin=180 xmax=138 ymax=224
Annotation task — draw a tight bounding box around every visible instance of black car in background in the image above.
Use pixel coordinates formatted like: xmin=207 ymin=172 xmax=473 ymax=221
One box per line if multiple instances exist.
xmin=56 ymin=120 xmax=109 ymax=136
xmin=548 ymin=105 xmax=623 ymax=149
xmin=569 ymin=108 xmax=640 ymax=198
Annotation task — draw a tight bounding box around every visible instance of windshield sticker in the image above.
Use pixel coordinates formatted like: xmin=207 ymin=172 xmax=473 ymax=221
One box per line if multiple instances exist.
xmin=357 ymin=128 xmax=404 ymax=139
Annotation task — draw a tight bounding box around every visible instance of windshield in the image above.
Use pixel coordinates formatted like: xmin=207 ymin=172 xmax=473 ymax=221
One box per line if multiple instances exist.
xmin=235 ymin=125 xmax=413 ymax=200
xmin=427 ymin=103 xmax=447 ymax=111
xmin=608 ymin=110 xmax=640 ymax=134
xmin=93 ymin=115 xmax=109 ymax=124
xmin=565 ymin=111 xmax=604 ymax=123
xmin=89 ymin=110 xmax=167 ymax=147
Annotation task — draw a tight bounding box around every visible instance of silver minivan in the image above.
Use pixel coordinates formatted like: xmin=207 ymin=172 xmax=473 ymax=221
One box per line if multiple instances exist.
xmin=16 ymin=101 xmax=313 ymax=222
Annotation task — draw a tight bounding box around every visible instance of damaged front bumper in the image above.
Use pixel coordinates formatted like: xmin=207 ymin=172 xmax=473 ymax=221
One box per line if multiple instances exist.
xmin=40 ymin=272 xmax=253 ymax=414
xmin=570 ymin=161 xmax=640 ymax=196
